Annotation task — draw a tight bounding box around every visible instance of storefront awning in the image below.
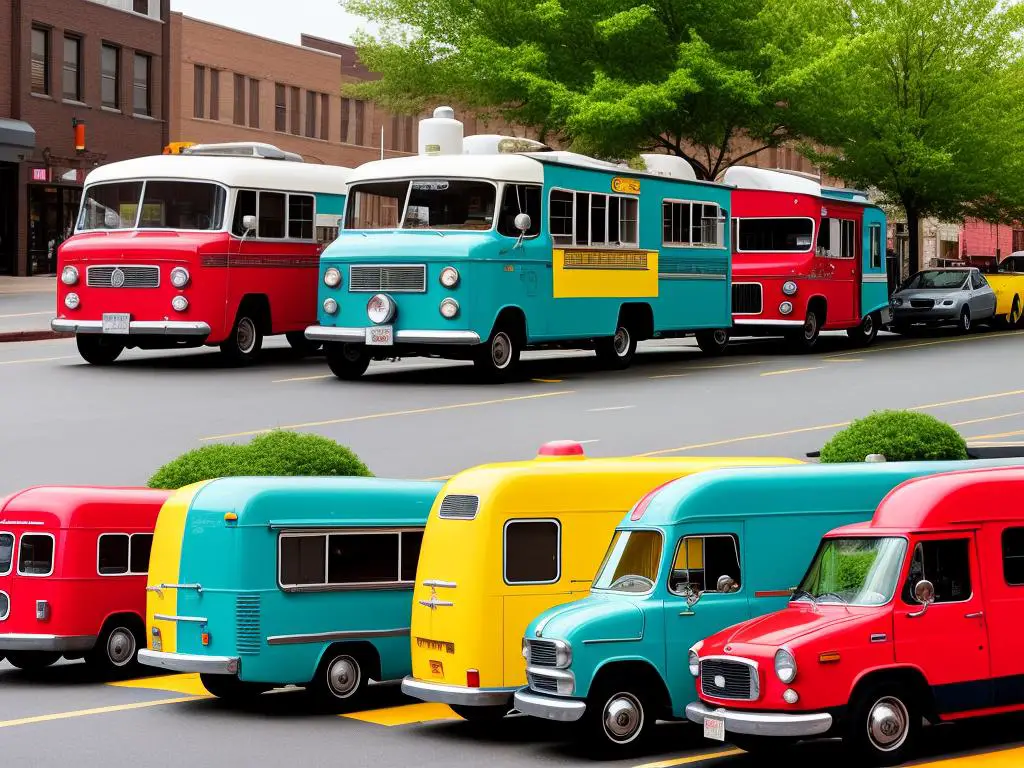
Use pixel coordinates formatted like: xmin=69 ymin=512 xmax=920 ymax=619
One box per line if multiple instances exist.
xmin=0 ymin=119 xmax=36 ymax=163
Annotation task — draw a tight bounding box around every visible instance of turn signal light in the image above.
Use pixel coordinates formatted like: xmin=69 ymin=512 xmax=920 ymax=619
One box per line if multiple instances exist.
xmin=224 ymin=512 xmax=238 ymax=522
xmin=467 ymin=669 xmax=480 ymax=688
xmin=819 ymin=652 xmax=841 ymax=664
xmin=201 ymin=631 xmax=211 ymax=646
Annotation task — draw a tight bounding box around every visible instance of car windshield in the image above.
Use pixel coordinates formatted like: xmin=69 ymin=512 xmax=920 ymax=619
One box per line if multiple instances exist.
xmin=592 ymin=530 xmax=662 ymax=593
xmin=795 ymin=536 xmax=907 ymax=606
xmin=902 ymin=270 xmax=968 ymax=290
xmin=77 ymin=180 xmax=227 ymax=231
xmin=344 ymin=179 xmax=497 ymax=231
xmin=999 ymin=258 xmax=1024 ymax=273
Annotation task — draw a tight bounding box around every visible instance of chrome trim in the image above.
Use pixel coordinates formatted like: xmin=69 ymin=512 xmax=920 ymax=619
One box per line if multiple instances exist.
xmin=0 ymin=633 xmax=96 ymax=652
xmin=526 ymin=666 xmax=573 ymax=682
xmin=526 ymin=638 xmax=572 ymax=668
xmin=685 ymin=701 xmax=833 ymax=737
xmin=731 ymin=281 xmax=763 ymax=314
xmin=304 ymin=325 xmax=481 ymax=345
xmin=153 ymin=614 xmax=208 ymax=624
xmin=147 ymin=582 xmax=203 ymax=594
xmin=400 ymin=676 xmax=514 ymax=707
xmin=418 ymin=597 xmax=454 ymax=609
xmin=422 ymin=580 xmax=456 ymax=589
xmin=581 ymin=636 xmax=642 ymax=645
xmin=700 ymin=655 xmax=760 ymax=700
xmin=86 ymin=264 xmax=160 ymax=289
xmin=863 ymin=274 xmax=889 ymax=283
xmin=514 ymin=688 xmax=586 ymax=722
xmin=732 ymin=318 xmax=804 ymax=326
xmin=52 ymin=319 xmax=211 ymax=336
xmin=348 ymin=263 xmax=427 ymax=293
xmin=138 ymin=649 xmax=239 ymax=675
xmin=267 ymin=627 xmax=409 ymax=645
xmin=870 ymin=633 xmax=888 ymax=643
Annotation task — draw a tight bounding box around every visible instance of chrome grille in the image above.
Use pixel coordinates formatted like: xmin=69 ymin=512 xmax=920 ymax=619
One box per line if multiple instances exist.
xmin=0 ymin=591 xmax=8 ymax=621
xmin=235 ymin=593 xmax=261 ymax=655
xmin=349 ymin=264 xmax=426 ymax=292
xmin=910 ymin=299 xmax=934 ymax=309
xmin=439 ymin=494 xmax=479 ymax=520
xmin=528 ymin=674 xmax=558 ymax=693
xmin=700 ymin=658 xmax=757 ymax=701
xmin=526 ymin=640 xmax=558 ymax=667
xmin=86 ymin=265 xmax=160 ymax=288
xmin=732 ymin=283 xmax=762 ymax=314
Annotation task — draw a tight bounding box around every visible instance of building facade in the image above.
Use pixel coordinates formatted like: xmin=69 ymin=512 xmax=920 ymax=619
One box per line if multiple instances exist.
xmin=0 ymin=0 xmax=170 ymax=275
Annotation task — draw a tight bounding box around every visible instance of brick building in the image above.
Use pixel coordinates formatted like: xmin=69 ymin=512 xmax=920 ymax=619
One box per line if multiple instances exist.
xmin=0 ymin=0 xmax=170 ymax=275
xmin=960 ymin=220 xmax=1024 ymax=266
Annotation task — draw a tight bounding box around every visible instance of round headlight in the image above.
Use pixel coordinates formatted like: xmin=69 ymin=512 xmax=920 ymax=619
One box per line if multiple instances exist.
xmin=323 ymin=297 xmax=339 ymax=315
xmin=324 ymin=267 xmax=342 ymax=288
xmin=775 ymin=648 xmax=797 ymax=684
xmin=779 ymin=301 xmax=794 ymax=315
xmin=170 ymin=267 xmax=190 ymax=288
xmin=440 ymin=266 xmax=460 ymax=288
xmin=439 ymin=298 xmax=459 ymax=319
xmin=894 ymin=297 xmax=903 ymax=306
xmin=522 ymin=638 xmax=529 ymax=660
xmin=61 ymin=265 xmax=79 ymax=286
xmin=64 ymin=292 xmax=80 ymax=310
xmin=688 ymin=650 xmax=700 ymax=677
xmin=367 ymin=293 xmax=395 ymax=324
xmin=783 ymin=688 xmax=800 ymax=704
xmin=782 ymin=280 xmax=797 ymax=295
xmin=171 ymin=295 xmax=188 ymax=312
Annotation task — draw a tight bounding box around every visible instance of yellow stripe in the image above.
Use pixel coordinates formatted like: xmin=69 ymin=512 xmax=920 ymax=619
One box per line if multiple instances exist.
xmin=760 ymin=367 xmax=824 ymax=377
xmin=109 ymin=673 xmax=212 ymax=697
xmin=0 ymin=356 xmax=76 ymax=366
xmin=633 ymin=748 xmax=744 ymax=767
xmin=342 ymin=702 xmax=459 ymax=726
xmin=826 ymin=329 xmax=1024 ymax=358
xmin=0 ymin=697 xmax=197 ymax=729
xmin=915 ymin=746 xmax=1024 ymax=766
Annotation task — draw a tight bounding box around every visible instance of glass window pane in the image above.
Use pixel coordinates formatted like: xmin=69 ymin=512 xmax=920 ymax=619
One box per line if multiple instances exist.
xmin=98 ymin=534 xmax=129 ymax=575
xmin=20 ymin=534 xmax=54 ymax=576
xmin=258 ymin=192 xmax=286 ymax=238
xmin=78 ymin=181 xmax=144 ymax=230
xmin=232 ymin=190 xmax=257 ymax=236
xmin=401 ymin=531 xmax=423 ymax=582
xmin=139 ymin=181 xmax=226 ymax=230
xmin=287 ymin=194 xmax=314 ymax=239
xmin=549 ymin=190 xmax=574 ymax=244
xmin=593 ymin=530 xmax=662 ymax=592
xmin=327 ymin=533 xmax=399 ymax=584
xmin=902 ymin=539 xmax=972 ymax=604
xmin=102 ymin=46 xmax=119 ymax=109
xmin=738 ymin=218 xmax=814 ymax=251
xmin=130 ymin=534 xmax=153 ymax=574
xmin=344 ymin=181 xmax=405 ymax=229
xmin=504 ymin=521 xmax=559 ymax=584
xmin=31 ymin=29 xmax=48 ymax=95
xmin=279 ymin=535 xmax=326 ymax=586
xmin=670 ymin=535 xmax=741 ymax=595
xmin=401 ymin=180 xmax=496 ymax=230
xmin=0 ymin=533 xmax=13 ymax=575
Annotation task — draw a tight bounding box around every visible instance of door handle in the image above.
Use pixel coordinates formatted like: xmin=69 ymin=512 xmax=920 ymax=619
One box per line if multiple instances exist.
xmin=965 ymin=611 xmax=983 ymax=619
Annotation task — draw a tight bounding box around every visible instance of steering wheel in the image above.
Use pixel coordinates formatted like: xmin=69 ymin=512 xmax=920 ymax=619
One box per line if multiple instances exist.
xmin=610 ymin=575 xmax=653 ymax=590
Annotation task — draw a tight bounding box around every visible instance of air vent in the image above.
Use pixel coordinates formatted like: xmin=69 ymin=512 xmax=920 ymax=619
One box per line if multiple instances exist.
xmin=236 ymin=593 xmax=261 ymax=655
xmin=439 ymin=494 xmax=479 ymax=520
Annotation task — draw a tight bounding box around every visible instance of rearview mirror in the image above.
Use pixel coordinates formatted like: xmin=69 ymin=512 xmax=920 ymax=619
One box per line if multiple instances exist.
xmin=908 ymin=579 xmax=935 ymax=618
xmin=514 ymin=213 xmax=532 ymax=233
xmin=242 ymin=214 xmax=257 ymax=233
xmin=717 ymin=575 xmax=739 ymax=593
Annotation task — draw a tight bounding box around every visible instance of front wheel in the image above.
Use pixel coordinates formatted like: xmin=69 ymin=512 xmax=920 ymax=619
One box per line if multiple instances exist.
xmin=325 ymin=342 xmax=370 ymax=380
xmin=286 ymin=331 xmax=322 ymax=356
xmin=595 ymin=324 xmax=637 ymax=369
xmin=785 ymin=308 xmax=822 ymax=352
xmin=220 ymin=313 xmax=263 ymax=364
xmin=474 ymin=327 xmax=521 ymax=382
xmin=199 ymin=673 xmax=269 ymax=701
xmin=86 ymin=623 xmax=141 ymax=675
xmin=846 ymin=686 xmax=919 ymax=766
xmin=6 ymin=651 xmax=60 ymax=670
xmin=958 ymin=306 xmax=971 ymax=333
xmin=695 ymin=329 xmax=729 ymax=355
xmin=451 ymin=704 xmax=509 ymax=722
xmin=846 ymin=312 xmax=879 ymax=347
xmin=583 ymin=686 xmax=654 ymax=753
xmin=76 ymin=335 xmax=124 ymax=365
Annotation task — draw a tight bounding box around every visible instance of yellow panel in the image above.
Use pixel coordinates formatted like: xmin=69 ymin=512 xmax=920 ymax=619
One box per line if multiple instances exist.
xmin=502 ymin=592 xmax=572 ymax=685
xmin=552 ymin=248 xmax=659 ymax=299
xmin=109 ymin=673 xmax=211 ymax=697
xmin=342 ymin=703 xmax=458 ymax=726
xmin=687 ymin=538 xmax=703 ymax=569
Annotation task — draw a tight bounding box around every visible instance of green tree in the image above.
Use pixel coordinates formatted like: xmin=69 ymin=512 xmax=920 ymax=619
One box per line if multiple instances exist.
xmin=342 ymin=0 xmax=821 ymax=178
xmin=782 ymin=0 xmax=1024 ymax=274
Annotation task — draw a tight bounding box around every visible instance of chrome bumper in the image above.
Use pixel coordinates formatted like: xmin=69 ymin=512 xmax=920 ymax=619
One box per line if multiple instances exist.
xmin=685 ymin=701 xmax=833 ymax=737
xmin=513 ymin=688 xmax=585 ymax=722
xmin=305 ymin=325 xmax=481 ymax=345
xmin=52 ymin=319 xmax=211 ymax=336
xmin=0 ymin=633 xmax=95 ymax=652
xmin=732 ymin=318 xmax=804 ymax=327
xmin=138 ymin=649 xmax=239 ymax=675
xmin=401 ymin=676 xmax=513 ymax=707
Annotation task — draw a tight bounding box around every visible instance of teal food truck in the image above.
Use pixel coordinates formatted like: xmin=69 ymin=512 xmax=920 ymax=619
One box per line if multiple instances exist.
xmin=512 ymin=459 xmax=1024 ymax=751
xmin=304 ymin=107 xmax=734 ymax=381
xmin=138 ymin=476 xmax=442 ymax=706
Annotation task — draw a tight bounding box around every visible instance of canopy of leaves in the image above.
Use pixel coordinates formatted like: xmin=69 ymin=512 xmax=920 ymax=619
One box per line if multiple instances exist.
xmin=820 ymin=410 xmax=968 ymax=463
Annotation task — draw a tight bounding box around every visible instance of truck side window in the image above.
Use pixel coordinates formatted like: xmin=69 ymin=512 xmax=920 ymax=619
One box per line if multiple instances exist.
xmin=497 ymin=184 xmax=541 ymax=238
xmin=232 ymin=190 xmax=257 ymax=236
xmin=901 ymin=539 xmax=972 ymax=604
xmin=18 ymin=534 xmax=54 ymax=576
xmin=504 ymin=519 xmax=560 ymax=584
xmin=0 ymin=532 xmax=12 ymax=575
xmin=669 ymin=534 xmax=741 ymax=595
xmin=1002 ymin=527 xmax=1024 ymax=585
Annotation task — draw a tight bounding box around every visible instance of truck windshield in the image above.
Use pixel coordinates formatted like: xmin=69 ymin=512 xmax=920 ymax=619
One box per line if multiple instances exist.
xmin=345 ymin=179 xmax=496 ymax=231
xmin=77 ymin=180 xmax=227 ymax=232
xmin=902 ymin=270 xmax=969 ymax=290
xmin=796 ymin=536 xmax=907 ymax=606
xmin=592 ymin=530 xmax=662 ymax=593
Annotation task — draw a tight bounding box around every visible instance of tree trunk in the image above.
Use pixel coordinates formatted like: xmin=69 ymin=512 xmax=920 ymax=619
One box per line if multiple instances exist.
xmin=906 ymin=206 xmax=922 ymax=275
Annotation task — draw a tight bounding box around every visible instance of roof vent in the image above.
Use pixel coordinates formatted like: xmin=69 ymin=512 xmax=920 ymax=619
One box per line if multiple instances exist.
xmin=638 ymin=153 xmax=697 ymax=181
xmin=721 ymin=165 xmax=821 ymax=196
xmin=182 ymin=142 xmax=304 ymax=162
xmin=419 ymin=106 xmax=464 ymax=156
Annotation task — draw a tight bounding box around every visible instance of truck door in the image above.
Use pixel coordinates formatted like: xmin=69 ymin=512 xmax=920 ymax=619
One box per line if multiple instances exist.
xmin=819 ymin=214 xmax=858 ymax=326
xmin=894 ymin=534 xmax=991 ymax=715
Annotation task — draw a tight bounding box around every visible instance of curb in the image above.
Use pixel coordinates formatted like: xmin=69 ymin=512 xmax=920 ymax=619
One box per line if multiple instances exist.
xmin=0 ymin=330 xmax=72 ymax=343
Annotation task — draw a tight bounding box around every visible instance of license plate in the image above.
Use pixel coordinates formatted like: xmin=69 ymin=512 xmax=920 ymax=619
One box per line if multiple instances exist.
xmin=416 ymin=637 xmax=455 ymax=654
xmin=366 ymin=325 xmax=393 ymax=346
xmin=703 ymin=715 xmax=726 ymax=742
xmin=102 ymin=313 xmax=131 ymax=334
xmin=429 ymin=660 xmax=444 ymax=677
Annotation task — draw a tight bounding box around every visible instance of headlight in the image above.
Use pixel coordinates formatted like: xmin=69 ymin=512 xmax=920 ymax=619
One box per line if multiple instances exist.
xmin=323 ymin=298 xmax=338 ymax=315
xmin=64 ymin=292 xmax=80 ymax=309
xmin=522 ymin=638 xmax=529 ymax=660
xmin=775 ymin=648 xmax=797 ymax=683
xmin=894 ymin=297 xmax=903 ymax=306
xmin=169 ymin=267 xmax=190 ymax=288
xmin=171 ymin=295 xmax=188 ymax=312
xmin=367 ymin=293 xmax=395 ymax=324
xmin=782 ymin=280 xmax=797 ymax=295
xmin=553 ymin=639 xmax=572 ymax=668
xmin=324 ymin=267 xmax=342 ymax=288
xmin=439 ymin=298 xmax=459 ymax=319
xmin=941 ymin=299 xmax=954 ymax=306
xmin=689 ymin=651 xmax=700 ymax=677
xmin=440 ymin=266 xmax=460 ymax=288
xmin=61 ymin=266 xmax=79 ymax=285
xmin=779 ymin=301 xmax=793 ymax=315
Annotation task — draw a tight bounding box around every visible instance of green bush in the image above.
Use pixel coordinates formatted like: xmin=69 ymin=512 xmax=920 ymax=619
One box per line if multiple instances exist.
xmin=148 ymin=430 xmax=373 ymax=489
xmin=820 ymin=410 xmax=968 ymax=463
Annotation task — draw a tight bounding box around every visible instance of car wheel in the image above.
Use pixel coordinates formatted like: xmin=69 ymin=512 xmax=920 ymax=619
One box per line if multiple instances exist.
xmin=474 ymin=326 xmax=521 ymax=382
xmin=325 ymin=342 xmax=370 ymax=380
xmin=846 ymin=685 xmax=918 ymax=766
xmin=595 ymin=323 xmax=637 ymax=369
xmin=86 ymin=623 xmax=142 ymax=675
xmin=785 ymin=308 xmax=821 ymax=351
xmin=695 ymin=329 xmax=729 ymax=355
xmin=583 ymin=684 xmax=654 ymax=754
xmin=6 ymin=651 xmax=60 ymax=670
xmin=958 ymin=306 xmax=971 ymax=333
xmin=76 ymin=336 xmax=124 ymax=365
xmin=220 ymin=313 xmax=263 ymax=363
xmin=310 ymin=652 xmax=367 ymax=708
xmin=846 ymin=312 xmax=879 ymax=347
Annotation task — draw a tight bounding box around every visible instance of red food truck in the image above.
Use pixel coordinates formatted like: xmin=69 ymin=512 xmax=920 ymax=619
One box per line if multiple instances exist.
xmin=686 ymin=465 xmax=1024 ymax=766
xmin=53 ymin=142 xmax=351 ymax=365
xmin=0 ymin=486 xmax=170 ymax=674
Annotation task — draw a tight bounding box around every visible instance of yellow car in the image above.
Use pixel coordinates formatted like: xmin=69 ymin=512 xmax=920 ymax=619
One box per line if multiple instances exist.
xmin=399 ymin=441 xmax=801 ymax=721
xmin=985 ymin=253 xmax=1024 ymax=327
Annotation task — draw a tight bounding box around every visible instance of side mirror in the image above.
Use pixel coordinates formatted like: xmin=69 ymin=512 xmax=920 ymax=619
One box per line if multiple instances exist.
xmin=514 ymin=213 xmax=532 ymax=233
xmin=242 ymin=214 xmax=257 ymax=233
xmin=104 ymin=210 xmax=120 ymax=228
xmin=717 ymin=575 xmax=738 ymax=593
xmin=679 ymin=583 xmax=701 ymax=607
xmin=908 ymin=579 xmax=935 ymax=617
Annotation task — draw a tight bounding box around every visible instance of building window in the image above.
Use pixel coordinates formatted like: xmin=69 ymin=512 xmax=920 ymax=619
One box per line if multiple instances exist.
xmin=340 ymin=98 xmax=351 ymax=142
xmin=391 ymin=114 xmax=400 ymax=150
xmin=277 ymin=529 xmax=423 ymax=589
xmin=305 ymin=91 xmax=318 ymax=138
xmin=662 ymin=200 xmax=723 ymax=247
xmin=669 ymin=535 xmax=741 ymax=595
xmin=321 ymin=93 xmax=330 ymax=140
xmin=133 ymin=0 xmax=148 ymax=13
xmin=132 ymin=53 xmax=151 ymax=116
xmin=354 ymin=100 xmax=365 ymax=145
xmin=504 ymin=520 xmax=560 ymax=585
xmin=288 ymin=194 xmax=314 ymax=239
xmin=233 ymin=73 xmax=245 ymax=126
xmin=62 ymin=36 xmax=82 ymax=102
xmin=248 ymin=78 xmax=260 ymax=128
xmin=31 ymin=27 xmax=50 ymax=96
xmin=209 ymin=69 xmax=220 ymax=120
xmin=97 ymin=533 xmax=153 ymax=575
xmin=193 ymin=64 xmax=205 ymax=118
xmin=19 ymin=534 xmax=54 ymax=576
xmin=101 ymin=44 xmax=120 ymax=109
xmin=274 ymin=83 xmax=286 ymax=132
xmin=290 ymin=87 xmax=300 ymax=135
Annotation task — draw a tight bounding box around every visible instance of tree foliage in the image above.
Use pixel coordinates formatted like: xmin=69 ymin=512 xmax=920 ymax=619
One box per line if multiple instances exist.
xmin=819 ymin=410 xmax=968 ymax=463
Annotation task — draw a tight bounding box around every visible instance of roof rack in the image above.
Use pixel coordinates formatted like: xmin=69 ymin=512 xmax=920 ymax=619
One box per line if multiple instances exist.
xmin=182 ymin=142 xmax=304 ymax=162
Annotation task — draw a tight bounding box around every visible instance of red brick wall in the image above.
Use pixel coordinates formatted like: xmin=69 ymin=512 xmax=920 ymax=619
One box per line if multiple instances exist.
xmin=961 ymin=219 xmax=1021 ymax=260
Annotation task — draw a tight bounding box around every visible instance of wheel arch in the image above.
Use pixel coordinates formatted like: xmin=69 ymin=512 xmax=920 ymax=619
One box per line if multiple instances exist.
xmin=850 ymin=664 xmax=936 ymax=723
xmin=312 ymin=640 xmax=382 ymax=684
xmin=235 ymin=293 xmax=273 ymax=336
xmin=489 ymin=305 xmax=528 ymax=345
xmin=617 ymin=303 xmax=654 ymax=341
xmin=806 ymin=294 xmax=828 ymax=325
xmin=590 ymin=658 xmax=672 ymax=717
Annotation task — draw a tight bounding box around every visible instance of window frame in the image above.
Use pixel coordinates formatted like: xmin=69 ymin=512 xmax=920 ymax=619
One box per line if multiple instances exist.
xmin=101 ymin=43 xmax=120 ymax=110
xmin=96 ymin=532 xmax=152 ymax=577
xmin=497 ymin=182 xmax=542 ymax=239
xmin=667 ymin=533 xmax=743 ymax=598
xmin=31 ymin=26 xmax=51 ymax=96
xmin=869 ymin=222 xmax=882 ymax=269
xmin=590 ymin=527 xmax=664 ymax=597
xmin=343 ymin=178 xmax=500 ymax=233
xmin=230 ymin=188 xmax=318 ymax=241
xmin=62 ymin=34 xmax=82 ymax=103
xmin=17 ymin=532 xmax=56 ymax=577
xmin=274 ymin=83 xmax=287 ymax=133
xmin=132 ymin=52 xmax=151 ymax=117
xmin=209 ymin=68 xmax=220 ymax=120
xmin=662 ymin=198 xmax=725 ymax=249
xmin=901 ymin=537 xmax=975 ymax=606
xmin=0 ymin=531 xmax=14 ymax=576
xmin=193 ymin=64 xmax=205 ymax=118
xmin=502 ymin=518 xmax=562 ymax=586
xmin=232 ymin=72 xmax=245 ymax=126
xmin=735 ymin=216 xmax=816 ymax=254
xmin=546 ymin=187 xmax=641 ymax=249
xmin=78 ymin=178 xmax=230 ymax=232
xmin=1002 ymin=527 xmax=1024 ymax=586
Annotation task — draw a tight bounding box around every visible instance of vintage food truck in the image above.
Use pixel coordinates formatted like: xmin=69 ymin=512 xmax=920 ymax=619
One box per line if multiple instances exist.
xmin=53 ymin=142 xmax=351 ymax=365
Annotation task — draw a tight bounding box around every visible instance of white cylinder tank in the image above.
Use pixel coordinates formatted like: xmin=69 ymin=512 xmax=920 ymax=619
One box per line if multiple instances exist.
xmin=638 ymin=153 xmax=697 ymax=181
xmin=418 ymin=106 xmax=464 ymax=156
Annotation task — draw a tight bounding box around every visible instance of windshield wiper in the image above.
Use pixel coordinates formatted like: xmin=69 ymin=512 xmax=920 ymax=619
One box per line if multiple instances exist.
xmin=816 ymin=591 xmax=848 ymax=604
xmin=791 ymin=589 xmax=815 ymax=603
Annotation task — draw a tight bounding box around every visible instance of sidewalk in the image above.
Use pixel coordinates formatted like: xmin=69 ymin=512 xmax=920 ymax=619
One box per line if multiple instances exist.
xmin=0 ymin=276 xmax=66 ymax=342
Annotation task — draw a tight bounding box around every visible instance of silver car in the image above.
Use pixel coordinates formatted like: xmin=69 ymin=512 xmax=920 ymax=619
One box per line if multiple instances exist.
xmin=890 ymin=267 xmax=997 ymax=333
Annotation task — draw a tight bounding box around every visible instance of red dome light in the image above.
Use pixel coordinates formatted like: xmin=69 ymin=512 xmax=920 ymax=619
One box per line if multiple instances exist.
xmin=537 ymin=440 xmax=585 ymax=457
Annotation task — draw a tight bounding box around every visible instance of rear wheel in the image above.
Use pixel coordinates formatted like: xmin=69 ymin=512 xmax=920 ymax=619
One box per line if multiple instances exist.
xmin=199 ymin=673 xmax=268 ymax=701
xmin=1012 ymin=295 xmax=1024 ymax=327
xmin=76 ymin=335 xmax=124 ymax=365
xmin=286 ymin=331 xmax=321 ymax=356
xmin=786 ymin=308 xmax=822 ymax=351
xmin=474 ymin=325 xmax=521 ymax=382
xmin=958 ymin=306 xmax=971 ymax=333
xmin=220 ymin=313 xmax=263 ymax=363
xmin=595 ymin=324 xmax=637 ymax=369
xmin=310 ymin=651 xmax=368 ymax=707
xmin=325 ymin=342 xmax=370 ymax=380
xmin=451 ymin=704 xmax=509 ymax=722
xmin=6 ymin=651 xmax=60 ymax=670
xmin=86 ymin=622 xmax=142 ymax=675
xmin=695 ymin=329 xmax=729 ymax=355
xmin=846 ymin=312 xmax=879 ymax=347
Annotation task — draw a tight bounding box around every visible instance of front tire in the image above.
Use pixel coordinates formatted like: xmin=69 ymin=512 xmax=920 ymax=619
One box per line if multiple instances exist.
xmin=846 ymin=686 xmax=919 ymax=766
xmin=76 ymin=335 xmax=124 ymax=365
xmin=325 ymin=342 xmax=370 ymax=380
xmin=595 ymin=324 xmax=637 ymax=369
xmin=958 ymin=306 xmax=971 ymax=333
xmin=310 ymin=652 xmax=367 ymax=707
xmin=474 ymin=326 xmax=521 ymax=382
xmin=220 ymin=313 xmax=263 ymax=363
xmin=6 ymin=651 xmax=60 ymax=670
xmin=695 ymin=329 xmax=729 ymax=355
xmin=584 ymin=685 xmax=654 ymax=754
xmin=86 ymin=623 xmax=141 ymax=675
xmin=786 ymin=308 xmax=822 ymax=351
xmin=286 ymin=331 xmax=321 ymax=356
xmin=846 ymin=312 xmax=879 ymax=347
xmin=451 ymin=704 xmax=509 ymax=722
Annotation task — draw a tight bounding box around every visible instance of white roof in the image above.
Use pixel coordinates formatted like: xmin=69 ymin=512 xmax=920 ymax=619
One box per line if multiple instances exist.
xmin=346 ymin=153 xmax=545 ymax=185
xmin=83 ymin=154 xmax=352 ymax=195
xmin=722 ymin=165 xmax=822 ymax=197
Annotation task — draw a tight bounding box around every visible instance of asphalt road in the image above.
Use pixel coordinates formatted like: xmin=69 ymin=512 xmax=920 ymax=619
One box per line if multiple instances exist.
xmin=0 ymin=277 xmax=55 ymax=334
xmin=3 ymin=326 xmax=1024 ymax=766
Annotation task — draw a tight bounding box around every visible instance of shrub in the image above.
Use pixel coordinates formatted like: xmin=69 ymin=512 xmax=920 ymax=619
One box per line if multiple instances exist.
xmin=820 ymin=410 xmax=968 ymax=463
xmin=148 ymin=430 xmax=373 ymax=489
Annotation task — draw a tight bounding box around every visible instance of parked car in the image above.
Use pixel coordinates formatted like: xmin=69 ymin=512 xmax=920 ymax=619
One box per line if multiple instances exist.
xmin=984 ymin=252 xmax=1024 ymax=327
xmin=890 ymin=267 xmax=996 ymax=332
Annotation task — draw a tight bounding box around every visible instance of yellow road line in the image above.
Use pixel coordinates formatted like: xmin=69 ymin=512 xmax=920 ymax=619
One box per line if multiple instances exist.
xmin=649 ymin=373 xmax=691 ymax=380
xmin=0 ymin=696 xmax=198 ymax=729
xmin=825 ymin=357 xmax=863 ymax=362
xmin=950 ymin=411 xmax=1024 ymax=428
xmin=914 ymin=745 xmax=1024 ymax=766
xmin=0 ymin=355 xmax=76 ymax=366
xmin=760 ymin=366 xmax=824 ymax=377
xmin=271 ymin=373 xmax=334 ymax=383
xmin=342 ymin=702 xmax=458 ymax=726
xmin=0 ymin=310 xmax=53 ymax=319
xmin=633 ymin=748 xmax=744 ymax=767
xmin=200 ymin=390 xmax=577 ymax=441
xmin=108 ymin=672 xmax=212 ymax=697
xmin=827 ymin=329 xmax=1024 ymax=358
xmin=966 ymin=428 xmax=1024 ymax=442
xmin=532 ymin=378 xmax=563 ymax=383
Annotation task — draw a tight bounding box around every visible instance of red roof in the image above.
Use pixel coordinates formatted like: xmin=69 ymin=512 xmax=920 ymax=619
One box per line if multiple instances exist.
xmin=0 ymin=486 xmax=171 ymax=527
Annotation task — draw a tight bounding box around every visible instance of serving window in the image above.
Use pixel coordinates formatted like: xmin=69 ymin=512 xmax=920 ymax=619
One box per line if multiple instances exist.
xmin=278 ymin=528 xmax=424 ymax=590
xmin=97 ymin=533 xmax=154 ymax=576
xmin=504 ymin=519 xmax=560 ymax=585
xmin=548 ymin=189 xmax=639 ymax=248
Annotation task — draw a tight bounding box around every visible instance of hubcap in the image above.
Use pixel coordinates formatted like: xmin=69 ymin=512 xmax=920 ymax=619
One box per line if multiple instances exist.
xmin=866 ymin=696 xmax=909 ymax=752
xmin=613 ymin=327 xmax=631 ymax=356
xmin=326 ymin=656 xmax=360 ymax=698
xmin=1013 ymin=300 xmax=1020 ymax=323
xmin=804 ymin=313 xmax=818 ymax=340
xmin=237 ymin=317 xmax=257 ymax=354
xmin=602 ymin=693 xmax=644 ymax=743
xmin=491 ymin=332 xmax=512 ymax=369
xmin=342 ymin=344 xmax=364 ymax=363
xmin=863 ymin=315 xmax=874 ymax=336
xmin=963 ymin=311 xmax=971 ymax=330
xmin=713 ymin=329 xmax=728 ymax=346
xmin=107 ymin=628 xmax=136 ymax=667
